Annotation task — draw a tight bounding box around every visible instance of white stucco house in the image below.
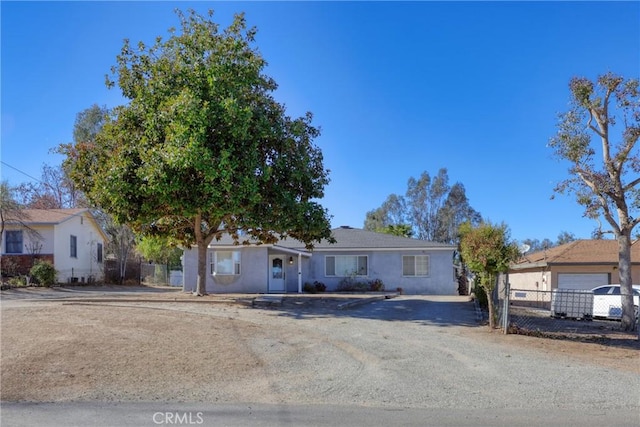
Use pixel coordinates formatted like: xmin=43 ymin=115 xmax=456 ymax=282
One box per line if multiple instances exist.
xmin=182 ymin=226 xmax=458 ymax=294
xmin=1 ymin=208 xmax=107 ymax=283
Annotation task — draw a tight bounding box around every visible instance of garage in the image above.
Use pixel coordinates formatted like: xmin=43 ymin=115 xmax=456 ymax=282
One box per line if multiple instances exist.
xmin=557 ymin=273 xmax=609 ymax=291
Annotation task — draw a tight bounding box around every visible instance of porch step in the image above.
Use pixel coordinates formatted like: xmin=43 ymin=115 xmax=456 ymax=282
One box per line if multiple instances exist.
xmin=252 ymin=295 xmax=283 ymax=307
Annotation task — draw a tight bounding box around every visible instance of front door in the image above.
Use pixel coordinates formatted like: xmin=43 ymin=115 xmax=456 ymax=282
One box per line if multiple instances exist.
xmin=268 ymin=255 xmax=286 ymax=293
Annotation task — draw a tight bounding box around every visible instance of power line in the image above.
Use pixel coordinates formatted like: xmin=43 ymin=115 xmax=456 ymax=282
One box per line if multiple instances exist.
xmin=1 ymin=160 xmax=44 ymax=184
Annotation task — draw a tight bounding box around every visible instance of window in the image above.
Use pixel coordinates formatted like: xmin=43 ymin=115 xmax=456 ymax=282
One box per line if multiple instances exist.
xmin=325 ymin=255 xmax=368 ymax=277
xmin=210 ymin=251 xmax=241 ymax=275
xmin=96 ymin=243 xmax=103 ymax=263
xmin=5 ymin=230 xmax=23 ymax=254
xmin=70 ymin=235 xmax=77 ymax=258
xmin=403 ymin=255 xmax=429 ymax=277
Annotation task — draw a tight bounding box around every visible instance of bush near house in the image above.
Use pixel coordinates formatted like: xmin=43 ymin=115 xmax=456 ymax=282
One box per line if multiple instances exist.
xmin=29 ymin=261 xmax=57 ymax=287
xmin=303 ymin=281 xmax=327 ymax=294
xmin=337 ymin=276 xmax=386 ymax=292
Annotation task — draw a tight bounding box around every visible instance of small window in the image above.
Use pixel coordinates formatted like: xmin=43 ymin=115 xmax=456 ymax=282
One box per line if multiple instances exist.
xmin=611 ymin=287 xmax=620 ymax=295
xmin=211 ymin=251 xmax=241 ymax=275
xmin=325 ymin=255 xmax=368 ymax=277
xmin=96 ymin=243 xmax=103 ymax=263
xmin=5 ymin=230 xmax=23 ymax=254
xmin=70 ymin=235 xmax=77 ymax=258
xmin=403 ymin=255 xmax=429 ymax=277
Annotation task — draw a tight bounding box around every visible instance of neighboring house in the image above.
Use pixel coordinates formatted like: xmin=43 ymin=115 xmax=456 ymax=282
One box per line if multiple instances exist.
xmin=1 ymin=208 xmax=107 ymax=283
xmin=507 ymin=239 xmax=640 ymax=293
xmin=182 ymin=226 xmax=458 ymax=295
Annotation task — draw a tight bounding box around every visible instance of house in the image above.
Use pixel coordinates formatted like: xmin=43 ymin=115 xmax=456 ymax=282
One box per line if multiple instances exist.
xmin=182 ymin=226 xmax=458 ymax=294
xmin=507 ymin=239 xmax=640 ymax=293
xmin=1 ymin=208 xmax=107 ymax=283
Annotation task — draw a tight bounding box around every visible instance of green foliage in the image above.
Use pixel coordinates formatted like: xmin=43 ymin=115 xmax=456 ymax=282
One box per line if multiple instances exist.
xmin=458 ymin=221 xmax=519 ymax=328
xmin=8 ymin=276 xmax=28 ymax=287
xmin=364 ymin=169 xmax=481 ymax=244
xmin=473 ymin=284 xmax=488 ymax=310
xmin=458 ymin=221 xmax=519 ymax=283
xmin=377 ymin=224 xmax=413 ymax=238
xmin=29 ymin=261 xmax=57 ymax=287
xmin=61 ymin=9 xmax=333 ymax=295
xmin=137 ymin=235 xmax=182 ymax=267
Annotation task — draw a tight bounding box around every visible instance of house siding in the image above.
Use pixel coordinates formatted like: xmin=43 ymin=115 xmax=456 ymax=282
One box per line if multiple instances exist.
xmin=1 ymin=210 xmax=105 ymax=282
xmin=181 ymin=231 xmax=457 ymax=295
xmin=183 ymin=246 xmax=270 ymax=293
xmin=53 ymin=212 xmax=104 ymax=282
xmin=308 ymin=249 xmax=455 ymax=295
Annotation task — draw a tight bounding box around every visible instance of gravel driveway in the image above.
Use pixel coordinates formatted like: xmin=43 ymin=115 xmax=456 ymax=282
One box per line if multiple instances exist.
xmin=2 ymin=288 xmax=639 ymax=423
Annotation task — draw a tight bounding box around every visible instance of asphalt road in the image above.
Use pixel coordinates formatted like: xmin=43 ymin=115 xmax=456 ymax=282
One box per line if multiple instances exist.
xmin=2 ymin=401 xmax=638 ymax=427
xmin=2 ymin=291 xmax=639 ymax=426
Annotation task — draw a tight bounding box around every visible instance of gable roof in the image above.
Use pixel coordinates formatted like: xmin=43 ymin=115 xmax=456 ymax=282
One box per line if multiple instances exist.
xmin=4 ymin=208 xmax=108 ymax=241
xmin=512 ymin=239 xmax=640 ymax=269
xmin=208 ymin=226 xmax=456 ymax=252
xmin=15 ymin=208 xmax=90 ymax=225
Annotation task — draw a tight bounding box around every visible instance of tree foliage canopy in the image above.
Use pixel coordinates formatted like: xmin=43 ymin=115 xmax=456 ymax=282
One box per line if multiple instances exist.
xmin=364 ymin=168 xmax=481 ymax=244
xmin=458 ymin=221 xmax=519 ymax=328
xmin=61 ymin=10 xmax=333 ymax=295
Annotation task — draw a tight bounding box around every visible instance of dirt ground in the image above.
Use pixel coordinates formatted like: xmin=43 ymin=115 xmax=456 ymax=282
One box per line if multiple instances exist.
xmin=1 ymin=287 xmax=638 ymax=403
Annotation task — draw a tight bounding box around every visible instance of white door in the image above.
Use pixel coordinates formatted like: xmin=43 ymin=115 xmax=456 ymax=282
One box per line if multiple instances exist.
xmin=268 ymin=255 xmax=285 ymax=293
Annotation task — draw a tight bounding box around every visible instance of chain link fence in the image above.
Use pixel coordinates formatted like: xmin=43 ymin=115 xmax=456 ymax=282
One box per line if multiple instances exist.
xmin=140 ymin=263 xmax=183 ymax=287
xmin=494 ymin=284 xmax=638 ymax=341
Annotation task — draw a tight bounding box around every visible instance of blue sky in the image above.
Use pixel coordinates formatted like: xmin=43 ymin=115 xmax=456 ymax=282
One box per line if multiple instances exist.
xmin=2 ymin=1 xmax=639 ymax=243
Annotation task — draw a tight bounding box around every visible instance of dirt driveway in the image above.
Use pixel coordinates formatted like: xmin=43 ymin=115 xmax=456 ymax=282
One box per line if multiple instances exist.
xmin=1 ymin=286 xmax=638 ymax=409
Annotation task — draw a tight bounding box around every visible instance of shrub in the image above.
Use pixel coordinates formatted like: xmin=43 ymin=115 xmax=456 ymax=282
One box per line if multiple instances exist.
xmin=368 ymin=278 xmax=385 ymax=292
xmin=29 ymin=261 xmax=57 ymax=287
xmin=336 ymin=276 xmax=368 ymax=292
xmin=313 ymin=281 xmax=326 ymax=293
xmin=303 ymin=282 xmax=317 ymax=294
xmin=8 ymin=276 xmax=27 ymax=287
xmin=303 ymin=281 xmax=326 ymax=294
xmin=473 ymin=285 xmax=488 ymax=310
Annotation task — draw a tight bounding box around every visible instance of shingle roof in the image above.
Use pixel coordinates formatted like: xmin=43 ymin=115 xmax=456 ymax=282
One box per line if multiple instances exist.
xmin=8 ymin=208 xmax=90 ymax=225
xmin=514 ymin=239 xmax=640 ymax=266
xmin=209 ymin=226 xmax=456 ymax=251
xmin=308 ymin=227 xmax=456 ymax=250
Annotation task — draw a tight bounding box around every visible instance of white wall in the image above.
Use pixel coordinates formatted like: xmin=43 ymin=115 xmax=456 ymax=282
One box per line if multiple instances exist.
xmin=54 ymin=212 xmax=105 ymax=282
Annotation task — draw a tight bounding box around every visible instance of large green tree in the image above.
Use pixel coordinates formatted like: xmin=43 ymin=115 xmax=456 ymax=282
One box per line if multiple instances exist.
xmin=459 ymin=221 xmax=520 ymax=329
xmin=365 ymin=169 xmax=481 ymax=244
xmin=549 ymin=72 xmax=639 ymax=331
xmin=63 ymin=10 xmax=332 ymax=295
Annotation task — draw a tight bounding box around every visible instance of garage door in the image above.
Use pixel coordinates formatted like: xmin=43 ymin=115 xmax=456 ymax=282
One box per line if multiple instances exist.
xmin=557 ymin=273 xmax=609 ymax=291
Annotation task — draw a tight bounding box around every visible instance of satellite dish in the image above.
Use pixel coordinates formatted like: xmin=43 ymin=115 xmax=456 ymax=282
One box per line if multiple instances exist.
xmin=519 ymin=244 xmax=531 ymax=255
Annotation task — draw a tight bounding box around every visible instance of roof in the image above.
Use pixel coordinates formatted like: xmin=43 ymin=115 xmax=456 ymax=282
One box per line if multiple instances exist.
xmin=4 ymin=208 xmax=108 ymax=241
xmin=512 ymin=239 xmax=640 ymax=269
xmin=14 ymin=208 xmax=90 ymax=225
xmin=209 ymin=226 xmax=456 ymax=252
xmin=308 ymin=226 xmax=456 ymax=251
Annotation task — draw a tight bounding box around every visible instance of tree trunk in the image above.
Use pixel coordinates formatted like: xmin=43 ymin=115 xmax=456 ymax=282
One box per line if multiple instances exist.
xmin=193 ymin=211 xmax=210 ymax=297
xmin=195 ymin=241 xmax=207 ymax=296
xmin=617 ymin=231 xmax=636 ymax=332
xmin=484 ymin=273 xmax=497 ymax=329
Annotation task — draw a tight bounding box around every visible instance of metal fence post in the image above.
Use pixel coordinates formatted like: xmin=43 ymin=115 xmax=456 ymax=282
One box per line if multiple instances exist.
xmin=502 ymin=276 xmax=510 ymax=334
